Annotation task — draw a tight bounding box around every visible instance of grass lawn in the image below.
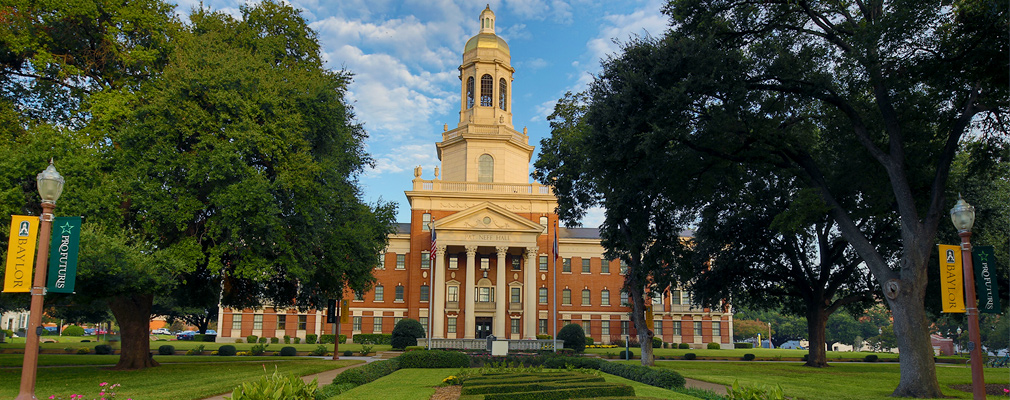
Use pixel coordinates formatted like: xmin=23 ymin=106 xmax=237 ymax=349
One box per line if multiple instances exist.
xmin=331 ymin=368 xmax=455 ymax=400
xmin=0 ymin=354 xmax=322 ymax=367
xmin=646 ymin=360 xmax=1008 ymax=399
xmin=585 ymin=346 xmax=902 ymax=361
xmin=0 ymin=358 xmax=360 ymax=400
xmin=1 ymin=338 xmax=392 ymax=354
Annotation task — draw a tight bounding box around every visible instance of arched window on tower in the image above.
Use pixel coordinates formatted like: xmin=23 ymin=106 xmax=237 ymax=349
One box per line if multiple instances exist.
xmin=478 ymin=154 xmax=494 ymax=183
xmin=499 ymin=78 xmax=507 ymax=111
xmin=466 ymin=77 xmax=474 ymax=109
xmin=480 ymin=74 xmax=493 ymax=107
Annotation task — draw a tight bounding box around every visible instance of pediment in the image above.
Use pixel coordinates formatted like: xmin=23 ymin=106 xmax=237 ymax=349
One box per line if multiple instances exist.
xmin=433 ymin=202 xmax=544 ymax=234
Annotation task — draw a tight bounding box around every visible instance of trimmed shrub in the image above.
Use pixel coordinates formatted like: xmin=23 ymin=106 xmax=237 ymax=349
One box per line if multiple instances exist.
xmin=218 ymin=345 xmax=237 ymax=356
xmin=865 ymin=354 xmax=879 ymax=362
xmin=258 ymin=337 xmax=267 ymax=344
xmin=280 ymin=346 xmax=297 ymax=356
xmin=270 ymin=337 xmax=279 ymax=344
xmin=404 ymin=346 xmax=424 ymax=352
xmin=293 ymin=337 xmax=301 ymax=344
xmin=584 ymin=336 xmax=594 ymax=346
xmin=707 ymin=342 xmax=721 ymax=350
xmin=193 ymin=334 xmax=206 ymax=342
xmin=619 ymin=350 xmax=634 ymax=359
xmin=684 ymin=353 xmax=696 ymax=360
xmin=652 ymin=337 xmax=663 ymax=348
xmin=62 ymin=325 xmax=85 ymax=336
xmin=536 ymin=334 xmax=552 ymax=340
xmin=678 ymin=343 xmax=690 ymax=349
xmin=318 ymin=334 xmax=347 ymax=344
xmin=351 ymin=333 xmax=392 ymax=344
xmin=306 ymin=334 xmax=317 ymax=344
xmin=158 ymin=345 xmax=176 ymax=355
xmin=599 ymin=361 xmax=685 ymax=389
xmin=315 ymin=382 xmax=356 ymax=399
xmin=734 ymin=342 xmax=754 ymax=349
xmin=77 ymin=347 xmax=90 ymax=354
xmin=343 ymin=350 xmax=353 ymax=356
xmin=743 ymin=353 xmax=756 ymax=361
xmin=557 ymin=323 xmax=586 ymax=353
xmin=235 ymin=338 xmax=243 ymax=343
xmin=284 ymin=335 xmax=290 ymax=344
xmin=541 ymin=355 xmax=603 ymax=369
xmin=246 ymin=335 xmax=258 ymax=344
xmin=94 ymin=344 xmax=113 ymax=355
xmin=309 ymin=345 xmax=328 ymax=356
xmin=391 ymin=318 xmax=426 ymax=350
xmin=396 ymin=349 xmax=470 ymax=368
xmin=333 ymin=359 xmax=400 ymax=386
xmin=250 ymin=343 xmax=268 ymax=356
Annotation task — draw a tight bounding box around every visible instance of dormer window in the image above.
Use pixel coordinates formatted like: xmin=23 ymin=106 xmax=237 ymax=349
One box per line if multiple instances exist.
xmin=499 ymin=78 xmax=507 ymax=111
xmin=467 ymin=77 xmax=475 ymax=109
xmin=480 ymin=74 xmax=493 ymax=107
xmin=478 ymin=154 xmax=494 ymax=182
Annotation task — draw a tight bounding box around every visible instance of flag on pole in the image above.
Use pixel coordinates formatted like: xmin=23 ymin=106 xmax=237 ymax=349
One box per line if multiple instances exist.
xmin=430 ymin=229 xmax=437 ymax=261
xmin=553 ymin=221 xmax=559 ymax=259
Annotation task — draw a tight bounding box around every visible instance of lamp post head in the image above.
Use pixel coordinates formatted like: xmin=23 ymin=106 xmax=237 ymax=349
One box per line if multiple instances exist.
xmin=36 ymin=160 xmax=65 ymax=205
xmin=949 ymin=194 xmax=975 ymax=232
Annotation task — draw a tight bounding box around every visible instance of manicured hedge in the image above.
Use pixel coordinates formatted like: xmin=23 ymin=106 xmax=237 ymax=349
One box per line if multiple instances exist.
xmin=62 ymin=326 xmax=85 ymax=336
xmin=218 ymin=345 xmax=237 ymax=356
xmin=652 ymin=337 xmax=663 ymax=348
xmin=319 ymin=334 xmax=347 ymax=344
xmin=158 ymin=345 xmax=175 ymax=355
xmin=734 ymin=342 xmax=754 ymax=349
xmin=333 ymin=359 xmax=400 ymax=386
xmin=619 ymin=350 xmax=634 ymax=359
xmin=678 ymin=343 xmax=690 ymax=349
xmin=463 ymin=381 xmax=624 ymax=395
xmin=743 ymin=353 xmax=756 ymax=361
xmin=541 ymin=356 xmax=603 ymax=370
xmin=280 ymin=346 xmax=297 ymax=356
xmin=396 ymin=349 xmax=470 ymax=368
xmin=94 ymin=345 xmax=113 ymax=355
xmin=865 ymin=354 xmax=878 ymax=362
xmin=599 ymin=361 xmax=685 ymax=389
xmin=351 ymin=333 xmax=391 ymax=344
xmin=482 ymin=385 xmax=634 ymax=400
xmin=707 ymin=342 xmax=721 ymax=349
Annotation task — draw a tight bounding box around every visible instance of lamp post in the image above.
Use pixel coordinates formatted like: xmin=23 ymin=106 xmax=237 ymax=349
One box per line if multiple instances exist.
xmin=950 ymin=195 xmax=985 ymax=400
xmin=16 ymin=161 xmax=65 ymax=400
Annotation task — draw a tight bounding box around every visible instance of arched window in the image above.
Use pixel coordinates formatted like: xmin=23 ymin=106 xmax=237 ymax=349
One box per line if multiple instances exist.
xmin=478 ymin=154 xmax=493 ymax=182
xmin=466 ymin=77 xmax=475 ymax=109
xmin=499 ymin=78 xmax=507 ymax=110
xmin=480 ymin=74 xmax=493 ymax=107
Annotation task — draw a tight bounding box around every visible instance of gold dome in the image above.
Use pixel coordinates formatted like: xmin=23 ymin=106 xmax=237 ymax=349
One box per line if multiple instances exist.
xmin=464 ymin=33 xmax=510 ymax=56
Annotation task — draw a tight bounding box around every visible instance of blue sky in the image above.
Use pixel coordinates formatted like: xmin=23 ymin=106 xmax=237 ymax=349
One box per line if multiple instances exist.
xmin=175 ymin=0 xmax=672 ymax=227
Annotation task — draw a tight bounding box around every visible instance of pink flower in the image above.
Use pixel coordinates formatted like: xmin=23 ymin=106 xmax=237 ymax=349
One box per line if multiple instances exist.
xmin=49 ymin=396 xmax=55 ymax=399
xmin=100 ymin=382 xmax=108 ymax=387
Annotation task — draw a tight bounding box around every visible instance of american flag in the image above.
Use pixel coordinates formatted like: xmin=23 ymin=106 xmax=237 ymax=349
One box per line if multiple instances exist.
xmin=430 ymin=229 xmax=437 ymax=261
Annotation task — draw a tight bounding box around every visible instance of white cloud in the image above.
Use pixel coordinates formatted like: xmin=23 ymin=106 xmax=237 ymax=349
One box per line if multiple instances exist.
xmin=580 ymin=206 xmax=605 ymax=229
xmin=366 ymin=143 xmax=438 ymax=177
xmin=516 ymin=57 xmax=549 ymax=70
xmin=584 ymin=1 xmax=669 ymax=67
xmin=530 ymin=98 xmax=557 ymax=122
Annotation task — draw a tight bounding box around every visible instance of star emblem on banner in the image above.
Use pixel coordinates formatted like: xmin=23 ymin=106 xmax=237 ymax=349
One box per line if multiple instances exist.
xmin=978 ymin=252 xmax=989 ymax=262
xmin=60 ymin=222 xmax=74 ymax=236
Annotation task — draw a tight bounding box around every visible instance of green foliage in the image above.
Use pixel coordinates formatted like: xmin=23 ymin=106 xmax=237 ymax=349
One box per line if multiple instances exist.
xmin=247 ymin=335 xmax=259 ymax=344
xmin=293 ymin=337 xmax=301 ymax=344
xmin=557 ymin=324 xmax=586 ymax=353
xmin=584 ymin=336 xmax=594 ymax=346
xmin=227 ymin=367 xmax=317 ymax=400
xmin=359 ymin=343 xmax=373 ymax=356
xmin=77 ymin=348 xmax=90 ymax=355
xmin=305 ymin=334 xmax=317 ymax=344
xmin=258 ymin=338 xmax=267 ymax=344
xmin=735 ymin=343 xmax=754 ymax=349
xmin=619 ymin=350 xmax=634 ymax=359
xmin=158 ymin=345 xmax=176 ymax=355
xmin=404 ymin=346 xmax=424 ymax=352
xmin=61 ymin=326 xmax=85 ymax=336
xmin=283 ymin=335 xmax=290 ymax=344
xmin=186 ymin=345 xmax=205 ymax=355
xmin=333 ymin=359 xmax=400 ymax=386
xmin=308 ymin=345 xmax=328 ymax=356
xmin=342 ymin=350 xmax=353 ymax=357
xmin=707 ymin=343 xmax=721 ymax=350
xmin=94 ymin=345 xmax=113 ymax=355
xmin=678 ymin=344 xmax=689 ymax=349
xmin=684 ymin=353 xmax=696 ymax=360
xmin=391 ymin=318 xmax=426 ymax=349
xmin=313 ymin=382 xmax=355 ymax=400
xmin=743 ymin=354 xmax=756 ymax=361
xmin=318 ymin=334 xmax=346 ymax=344
xmin=599 ymin=361 xmax=685 ymax=389
xmin=726 ymin=380 xmax=785 ymax=400
xmin=269 ymin=337 xmax=278 ymax=344
xmin=864 ymin=355 xmax=879 ymax=363
xmin=218 ymin=345 xmax=237 ymax=356
xmin=396 ymin=350 xmax=471 ymax=368
xmin=651 ymin=337 xmax=663 ymax=348
xmin=536 ymin=334 xmax=552 ymax=340
xmin=351 ymin=334 xmax=391 ymax=344
xmin=280 ymin=346 xmax=297 ymax=357
xmin=250 ymin=343 xmax=268 ymax=356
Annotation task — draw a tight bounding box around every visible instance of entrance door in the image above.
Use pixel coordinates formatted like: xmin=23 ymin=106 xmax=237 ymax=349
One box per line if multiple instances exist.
xmin=475 ymin=317 xmax=493 ymax=339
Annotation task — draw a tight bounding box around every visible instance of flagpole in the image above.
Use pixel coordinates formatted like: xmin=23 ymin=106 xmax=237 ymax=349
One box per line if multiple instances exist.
xmin=427 ymin=221 xmax=435 ymax=350
xmin=552 ymin=220 xmax=558 ymax=353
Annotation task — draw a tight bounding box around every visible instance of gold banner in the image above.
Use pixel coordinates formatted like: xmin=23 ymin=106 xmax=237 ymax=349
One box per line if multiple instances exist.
xmin=3 ymin=216 xmax=40 ymax=293
xmin=938 ymin=244 xmax=965 ymax=313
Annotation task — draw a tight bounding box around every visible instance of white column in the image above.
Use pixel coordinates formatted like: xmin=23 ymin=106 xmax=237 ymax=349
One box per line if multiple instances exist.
xmin=464 ymin=245 xmax=478 ymax=339
xmin=524 ymin=246 xmax=538 ymax=339
xmin=495 ymin=246 xmax=508 ymax=337
xmin=432 ymin=245 xmax=447 ymax=338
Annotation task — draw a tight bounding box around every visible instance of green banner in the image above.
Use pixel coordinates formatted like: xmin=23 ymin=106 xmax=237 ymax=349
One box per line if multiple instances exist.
xmin=972 ymin=246 xmax=1000 ymax=314
xmin=46 ymin=216 xmax=81 ymax=293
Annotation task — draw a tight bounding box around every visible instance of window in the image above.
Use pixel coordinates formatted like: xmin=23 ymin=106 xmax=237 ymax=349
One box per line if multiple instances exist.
xmin=374 ymin=285 xmax=384 ymax=302
xmin=562 ymin=258 xmax=571 ymax=273
xmin=511 ymin=319 xmax=521 ymax=334
xmin=395 ymin=285 xmax=404 ymax=302
xmin=422 ymin=213 xmax=431 ymax=231
xmin=601 ymin=290 xmax=610 ymax=306
xmin=477 ymin=287 xmax=492 ymax=302
xmin=539 ymin=216 xmax=548 ymax=234
xmin=448 ymin=317 xmax=457 ymax=333
xmin=480 ymin=74 xmax=493 ymax=106
xmin=652 ymin=291 xmax=663 ymax=305
xmin=478 ymin=154 xmax=494 ymax=183
xmin=277 ymin=315 xmax=286 ymax=330
xmin=396 ymin=254 xmax=405 ymax=269
xmin=377 ymin=253 xmax=385 ymax=270
xmin=562 ymin=289 xmax=571 ymax=305
xmin=447 ymin=286 xmax=459 ymax=302
xmin=511 ymin=287 xmax=521 ymax=303
xmin=354 ymin=291 xmax=364 ymax=301
xmin=298 ymin=315 xmax=307 ymax=330
xmin=539 ymin=288 xmax=548 ymax=304
xmin=394 ymin=317 xmax=402 ymax=326
xmin=511 ymin=255 xmax=521 ymax=270
xmin=620 ymin=259 xmax=628 ymax=275
xmin=499 ymin=78 xmax=507 ymax=110
xmin=673 ymin=321 xmax=682 ymax=335
xmin=601 ymin=320 xmax=610 ymax=336
xmin=419 ymin=317 xmax=428 ymax=332
xmin=582 ymin=258 xmax=591 ymax=273
xmin=581 ymin=289 xmax=591 ymax=306
xmin=420 ymin=285 xmax=430 ymax=302
xmin=374 ymin=317 xmax=383 ymax=333
xmin=466 ymin=77 xmax=474 ymax=108
xmin=539 ymin=256 xmax=548 ymax=271
xmin=232 ymin=314 xmax=242 ymax=331
xmin=449 ymin=255 xmax=458 ymax=269
xmin=480 ymin=257 xmax=490 ymax=270
xmin=253 ymin=314 xmax=263 ymax=330
xmin=421 ymin=251 xmax=430 ymax=268
xmin=620 ymin=291 xmax=629 ymax=306
xmin=681 ymin=291 xmax=691 ymax=305
xmin=713 ymin=321 xmax=721 ymax=338
xmin=671 ymin=290 xmax=681 ymax=305
xmin=352 ymin=316 xmax=361 ymax=331
xmin=582 ymin=321 xmax=591 ymax=335
xmin=539 ymin=319 xmax=548 ymax=334
xmin=601 ymin=260 xmax=610 ymax=274
xmin=654 ymin=320 xmax=663 ymax=335
xmin=694 ymin=321 xmax=703 ymax=336
xmin=621 ymin=321 xmax=629 ymax=335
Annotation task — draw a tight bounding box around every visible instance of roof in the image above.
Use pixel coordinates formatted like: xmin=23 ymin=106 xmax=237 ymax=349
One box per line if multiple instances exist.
xmin=393 ymin=223 xmax=411 ymax=235
xmin=464 ymin=33 xmax=509 ymax=55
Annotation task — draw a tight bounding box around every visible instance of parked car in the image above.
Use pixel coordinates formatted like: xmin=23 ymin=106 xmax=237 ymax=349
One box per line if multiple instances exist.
xmin=83 ymin=328 xmax=95 ymax=336
xmin=151 ymin=328 xmax=171 ymax=335
xmin=175 ymin=331 xmax=197 ymax=340
xmin=204 ymin=329 xmax=217 ymax=335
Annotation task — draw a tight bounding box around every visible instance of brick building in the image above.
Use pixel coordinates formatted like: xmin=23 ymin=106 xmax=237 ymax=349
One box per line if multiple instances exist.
xmin=217 ymin=6 xmax=733 ymax=348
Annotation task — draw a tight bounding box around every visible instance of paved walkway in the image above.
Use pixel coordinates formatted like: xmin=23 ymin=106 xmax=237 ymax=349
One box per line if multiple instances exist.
xmin=684 ymin=377 xmax=728 ymax=395
xmin=199 ymin=356 xmax=374 ymax=400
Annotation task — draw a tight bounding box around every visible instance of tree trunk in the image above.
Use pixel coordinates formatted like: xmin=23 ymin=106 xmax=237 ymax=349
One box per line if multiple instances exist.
xmin=108 ymin=293 xmax=160 ymax=370
xmin=805 ymin=307 xmax=829 ymax=367
xmin=627 ymin=278 xmax=654 ymax=366
xmin=888 ymin=278 xmax=943 ymax=397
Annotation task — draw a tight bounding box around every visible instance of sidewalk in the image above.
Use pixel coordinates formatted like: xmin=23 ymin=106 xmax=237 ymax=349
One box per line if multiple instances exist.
xmin=684 ymin=377 xmax=728 ymax=395
xmin=199 ymin=356 xmax=374 ymax=400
